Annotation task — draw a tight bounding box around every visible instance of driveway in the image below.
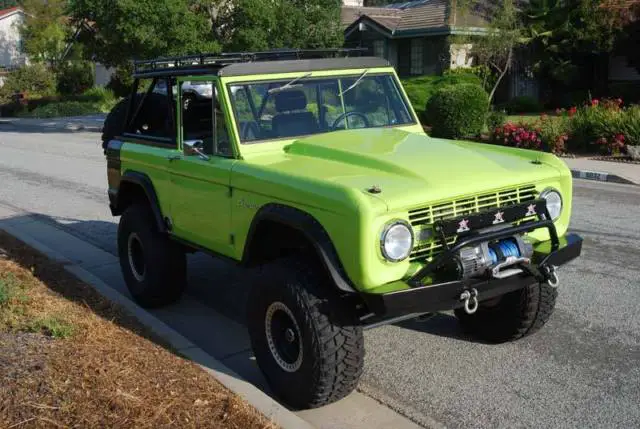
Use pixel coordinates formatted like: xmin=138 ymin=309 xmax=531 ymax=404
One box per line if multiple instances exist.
xmin=1 ymin=129 xmax=638 ymax=428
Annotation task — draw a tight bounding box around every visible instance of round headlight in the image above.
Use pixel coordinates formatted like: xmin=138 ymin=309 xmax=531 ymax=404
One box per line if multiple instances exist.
xmin=541 ymin=188 xmax=563 ymax=220
xmin=381 ymin=221 xmax=414 ymax=262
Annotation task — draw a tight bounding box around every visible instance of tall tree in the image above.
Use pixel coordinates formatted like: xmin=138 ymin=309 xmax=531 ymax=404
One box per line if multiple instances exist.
xmin=68 ymin=0 xmax=219 ymax=67
xmin=525 ymin=0 xmax=637 ymax=87
xmin=20 ymin=0 xmax=69 ymax=67
xmin=468 ymin=0 xmax=523 ymax=103
xmin=223 ymin=0 xmax=343 ymax=52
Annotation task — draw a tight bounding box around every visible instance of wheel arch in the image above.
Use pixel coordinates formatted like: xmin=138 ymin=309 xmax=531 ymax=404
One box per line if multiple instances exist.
xmin=111 ymin=171 xmax=167 ymax=233
xmin=242 ymin=204 xmax=356 ymax=293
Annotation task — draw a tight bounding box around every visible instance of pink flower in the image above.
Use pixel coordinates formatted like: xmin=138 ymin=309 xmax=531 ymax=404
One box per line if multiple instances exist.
xmin=615 ymin=134 xmax=625 ymax=143
xmin=591 ymin=99 xmax=600 ymax=107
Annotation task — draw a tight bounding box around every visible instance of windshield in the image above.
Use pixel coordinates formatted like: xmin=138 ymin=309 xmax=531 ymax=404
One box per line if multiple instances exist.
xmin=228 ymin=73 xmax=415 ymax=143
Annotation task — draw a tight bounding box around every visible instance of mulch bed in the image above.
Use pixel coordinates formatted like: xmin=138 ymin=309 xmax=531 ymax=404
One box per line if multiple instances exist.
xmin=0 ymin=231 xmax=276 ymax=429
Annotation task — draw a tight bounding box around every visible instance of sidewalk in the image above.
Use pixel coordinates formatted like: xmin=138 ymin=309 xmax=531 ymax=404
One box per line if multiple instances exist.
xmin=563 ymin=157 xmax=640 ymax=186
xmin=0 ymin=205 xmax=423 ymax=429
xmin=0 ymin=114 xmax=106 ymax=133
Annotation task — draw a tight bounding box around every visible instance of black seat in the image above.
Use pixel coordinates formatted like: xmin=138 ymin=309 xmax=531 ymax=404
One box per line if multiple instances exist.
xmin=272 ymin=90 xmax=319 ymax=138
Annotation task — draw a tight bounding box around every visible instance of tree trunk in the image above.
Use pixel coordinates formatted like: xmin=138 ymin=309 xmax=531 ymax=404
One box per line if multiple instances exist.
xmin=488 ymin=48 xmax=513 ymax=105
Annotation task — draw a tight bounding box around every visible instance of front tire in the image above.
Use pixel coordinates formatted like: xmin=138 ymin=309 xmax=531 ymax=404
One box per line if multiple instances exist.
xmin=455 ymin=281 xmax=557 ymax=343
xmin=118 ymin=203 xmax=186 ymax=308
xmin=247 ymin=258 xmax=364 ymax=410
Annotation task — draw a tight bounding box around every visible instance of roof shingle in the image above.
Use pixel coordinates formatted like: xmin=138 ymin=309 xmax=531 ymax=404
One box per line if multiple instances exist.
xmin=343 ymin=0 xmax=490 ymax=36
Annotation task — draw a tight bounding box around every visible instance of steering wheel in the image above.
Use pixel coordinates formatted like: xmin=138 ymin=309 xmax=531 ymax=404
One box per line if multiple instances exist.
xmin=331 ymin=111 xmax=370 ymax=130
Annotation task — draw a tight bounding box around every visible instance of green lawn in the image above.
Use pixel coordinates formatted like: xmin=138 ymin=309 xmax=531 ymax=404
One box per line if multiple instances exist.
xmin=505 ymin=114 xmax=542 ymax=124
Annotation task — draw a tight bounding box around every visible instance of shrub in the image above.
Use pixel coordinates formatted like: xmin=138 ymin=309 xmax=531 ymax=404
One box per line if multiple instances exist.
xmin=401 ymin=73 xmax=483 ymax=121
xmin=538 ymin=114 xmax=571 ymax=154
xmin=21 ymin=101 xmax=108 ymax=118
xmin=56 ymin=61 xmax=95 ymax=95
xmin=107 ymin=63 xmax=135 ymax=98
xmin=81 ymin=86 xmax=117 ymax=111
xmin=490 ymin=114 xmax=570 ymax=154
xmin=486 ymin=109 xmax=507 ymax=131
xmin=425 ymin=84 xmax=489 ymax=138
xmin=444 ymin=65 xmax=497 ymax=92
xmin=500 ymin=95 xmax=543 ymax=114
xmin=568 ymin=98 xmax=626 ymax=154
xmin=0 ymin=64 xmax=56 ymax=99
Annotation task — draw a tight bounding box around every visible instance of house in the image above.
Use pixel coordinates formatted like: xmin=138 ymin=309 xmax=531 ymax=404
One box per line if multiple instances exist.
xmin=342 ymin=0 xmax=489 ymax=77
xmin=0 ymin=6 xmax=26 ymax=69
xmin=342 ymin=0 xmax=538 ymax=100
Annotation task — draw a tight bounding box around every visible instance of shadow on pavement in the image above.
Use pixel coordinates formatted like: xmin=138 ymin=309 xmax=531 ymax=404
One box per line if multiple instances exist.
xmin=393 ymin=313 xmax=482 ymax=343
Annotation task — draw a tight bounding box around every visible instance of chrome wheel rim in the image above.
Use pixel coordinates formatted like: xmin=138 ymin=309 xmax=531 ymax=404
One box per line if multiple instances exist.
xmin=265 ymin=301 xmax=303 ymax=373
xmin=127 ymin=233 xmax=146 ymax=282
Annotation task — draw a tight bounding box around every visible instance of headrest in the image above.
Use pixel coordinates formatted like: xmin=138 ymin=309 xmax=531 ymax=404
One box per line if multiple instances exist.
xmin=275 ymin=90 xmax=307 ymax=112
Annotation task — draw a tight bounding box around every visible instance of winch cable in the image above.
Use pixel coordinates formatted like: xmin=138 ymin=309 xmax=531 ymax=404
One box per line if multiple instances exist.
xmin=488 ymin=238 xmax=522 ymax=265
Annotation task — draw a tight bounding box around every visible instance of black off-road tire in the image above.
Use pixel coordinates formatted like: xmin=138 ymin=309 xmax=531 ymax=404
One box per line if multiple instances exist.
xmin=117 ymin=203 xmax=186 ymax=308
xmin=455 ymin=281 xmax=558 ymax=343
xmin=101 ymin=93 xmax=171 ymax=151
xmin=247 ymin=258 xmax=365 ymax=410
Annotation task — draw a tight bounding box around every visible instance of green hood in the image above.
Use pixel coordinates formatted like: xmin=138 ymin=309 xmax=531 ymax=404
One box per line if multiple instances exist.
xmin=281 ymin=128 xmax=566 ymax=211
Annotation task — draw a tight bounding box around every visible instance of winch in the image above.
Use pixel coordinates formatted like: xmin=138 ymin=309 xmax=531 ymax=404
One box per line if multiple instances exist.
xmin=455 ymin=234 xmax=534 ymax=280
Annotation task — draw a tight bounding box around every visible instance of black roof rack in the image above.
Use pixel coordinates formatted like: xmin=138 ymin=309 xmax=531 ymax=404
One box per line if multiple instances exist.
xmin=133 ymin=48 xmax=371 ymax=78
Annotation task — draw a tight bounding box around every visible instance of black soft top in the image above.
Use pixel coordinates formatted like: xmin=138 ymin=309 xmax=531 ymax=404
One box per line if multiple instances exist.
xmin=133 ymin=49 xmax=391 ymax=78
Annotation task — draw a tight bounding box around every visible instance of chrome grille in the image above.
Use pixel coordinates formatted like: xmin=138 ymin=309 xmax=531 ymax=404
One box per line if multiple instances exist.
xmin=408 ymin=185 xmax=537 ymax=262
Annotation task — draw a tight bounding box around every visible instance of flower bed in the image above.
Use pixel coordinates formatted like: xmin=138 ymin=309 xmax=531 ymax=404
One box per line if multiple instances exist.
xmin=490 ymin=98 xmax=640 ymax=156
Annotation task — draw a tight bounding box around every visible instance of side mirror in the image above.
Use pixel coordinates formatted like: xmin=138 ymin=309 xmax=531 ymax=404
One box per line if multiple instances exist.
xmin=183 ymin=140 xmax=210 ymax=161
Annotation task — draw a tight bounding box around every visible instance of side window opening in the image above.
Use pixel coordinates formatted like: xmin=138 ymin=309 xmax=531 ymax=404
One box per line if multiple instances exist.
xmin=126 ymin=78 xmax=175 ymax=141
xmin=181 ymin=80 xmax=232 ymax=157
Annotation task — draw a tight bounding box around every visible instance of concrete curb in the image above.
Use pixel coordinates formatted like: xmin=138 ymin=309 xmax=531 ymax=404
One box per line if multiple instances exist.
xmin=0 ymin=223 xmax=315 ymax=429
xmin=571 ymin=169 xmax=637 ymax=186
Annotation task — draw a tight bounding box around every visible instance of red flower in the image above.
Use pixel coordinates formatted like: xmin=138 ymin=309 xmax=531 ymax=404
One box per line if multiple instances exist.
xmin=568 ymin=106 xmax=577 ymax=117
xmin=591 ymin=99 xmax=599 ymax=107
xmin=615 ymin=134 xmax=625 ymax=143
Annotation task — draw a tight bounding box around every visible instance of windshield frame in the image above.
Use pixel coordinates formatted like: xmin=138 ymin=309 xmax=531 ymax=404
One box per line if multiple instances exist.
xmin=225 ymin=71 xmax=418 ymax=145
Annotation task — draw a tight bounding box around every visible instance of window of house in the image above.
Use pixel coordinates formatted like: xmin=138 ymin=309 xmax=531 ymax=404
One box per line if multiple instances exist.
xmin=372 ymin=40 xmax=385 ymax=59
xmin=410 ymin=39 xmax=424 ymax=75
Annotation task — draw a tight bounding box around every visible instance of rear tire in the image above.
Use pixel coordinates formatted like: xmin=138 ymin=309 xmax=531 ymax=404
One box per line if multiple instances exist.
xmin=247 ymin=258 xmax=364 ymax=409
xmin=117 ymin=203 xmax=186 ymax=308
xmin=455 ymin=281 xmax=557 ymax=343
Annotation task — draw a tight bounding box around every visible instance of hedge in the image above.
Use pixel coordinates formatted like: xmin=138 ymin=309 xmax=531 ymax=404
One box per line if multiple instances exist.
xmin=425 ymin=84 xmax=489 ymax=139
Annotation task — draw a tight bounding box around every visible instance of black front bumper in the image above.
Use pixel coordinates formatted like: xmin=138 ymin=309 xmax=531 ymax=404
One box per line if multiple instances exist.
xmin=361 ymin=228 xmax=582 ymax=319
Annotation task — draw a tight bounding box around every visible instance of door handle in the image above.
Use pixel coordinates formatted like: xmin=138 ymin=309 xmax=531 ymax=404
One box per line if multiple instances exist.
xmin=167 ymin=154 xmax=182 ymax=162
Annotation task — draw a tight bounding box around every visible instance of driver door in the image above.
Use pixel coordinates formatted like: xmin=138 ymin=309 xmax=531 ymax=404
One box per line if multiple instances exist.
xmin=168 ymin=77 xmax=236 ymax=256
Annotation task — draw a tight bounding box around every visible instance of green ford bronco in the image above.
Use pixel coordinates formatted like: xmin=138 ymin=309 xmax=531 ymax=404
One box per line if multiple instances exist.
xmin=103 ymin=49 xmax=582 ymax=410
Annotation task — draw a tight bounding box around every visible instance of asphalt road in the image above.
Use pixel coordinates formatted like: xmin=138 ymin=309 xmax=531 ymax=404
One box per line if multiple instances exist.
xmin=1 ymin=128 xmax=639 ymax=428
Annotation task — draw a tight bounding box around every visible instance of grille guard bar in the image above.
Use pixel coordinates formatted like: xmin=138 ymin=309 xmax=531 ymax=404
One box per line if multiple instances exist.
xmin=408 ymin=199 xmax=559 ymax=287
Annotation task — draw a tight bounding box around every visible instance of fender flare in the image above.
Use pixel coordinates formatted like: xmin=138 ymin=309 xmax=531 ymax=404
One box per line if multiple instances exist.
xmin=113 ymin=171 xmax=167 ymax=233
xmin=243 ymin=204 xmax=356 ymax=293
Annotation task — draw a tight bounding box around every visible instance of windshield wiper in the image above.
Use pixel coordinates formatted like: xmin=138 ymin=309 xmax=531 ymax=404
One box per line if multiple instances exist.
xmin=268 ymin=73 xmax=313 ymax=94
xmin=339 ymin=70 xmax=369 ymax=97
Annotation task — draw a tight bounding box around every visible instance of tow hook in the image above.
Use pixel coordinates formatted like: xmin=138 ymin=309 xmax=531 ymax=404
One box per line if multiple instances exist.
xmin=459 ymin=288 xmax=479 ymax=314
xmin=542 ymin=265 xmax=559 ymax=288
